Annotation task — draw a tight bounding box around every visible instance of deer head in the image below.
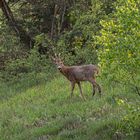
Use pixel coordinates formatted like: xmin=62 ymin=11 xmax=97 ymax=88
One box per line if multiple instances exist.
xmin=51 ymin=53 xmax=64 ymax=71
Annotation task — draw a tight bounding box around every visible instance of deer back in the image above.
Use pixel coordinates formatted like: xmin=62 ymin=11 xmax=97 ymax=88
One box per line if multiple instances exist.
xmin=59 ymin=64 xmax=99 ymax=82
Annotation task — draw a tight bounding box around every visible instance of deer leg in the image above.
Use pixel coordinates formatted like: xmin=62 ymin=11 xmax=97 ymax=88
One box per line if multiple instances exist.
xmin=92 ymin=84 xmax=96 ymax=96
xmin=96 ymin=82 xmax=101 ymax=95
xmin=88 ymin=80 xmax=96 ymax=96
xmin=70 ymin=82 xmax=75 ymax=98
xmin=77 ymin=82 xmax=86 ymax=100
xmin=89 ymin=79 xmax=101 ymax=96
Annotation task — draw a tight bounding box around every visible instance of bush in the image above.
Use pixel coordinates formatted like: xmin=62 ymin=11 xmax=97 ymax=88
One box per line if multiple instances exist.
xmin=96 ymin=0 xmax=140 ymax=94
xmin=0 ymin=48 xmax=54 ymax=83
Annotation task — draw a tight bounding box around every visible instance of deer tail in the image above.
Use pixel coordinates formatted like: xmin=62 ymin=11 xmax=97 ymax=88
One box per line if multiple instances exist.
xmin=95 ymin=66 xmax=100 ymax=76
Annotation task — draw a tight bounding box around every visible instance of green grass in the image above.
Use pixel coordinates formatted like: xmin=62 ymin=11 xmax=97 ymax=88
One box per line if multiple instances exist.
xmin=0 ymin=76 xmax=140 ymax=140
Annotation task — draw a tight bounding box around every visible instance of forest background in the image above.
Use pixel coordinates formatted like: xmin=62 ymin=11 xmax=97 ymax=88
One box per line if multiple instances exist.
xmin=0 ymin=0 xmax=140 ymax=140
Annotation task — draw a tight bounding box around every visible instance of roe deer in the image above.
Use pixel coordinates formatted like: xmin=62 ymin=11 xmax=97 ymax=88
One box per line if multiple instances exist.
xmin=51 ymin=54 xmax=101 ymax=100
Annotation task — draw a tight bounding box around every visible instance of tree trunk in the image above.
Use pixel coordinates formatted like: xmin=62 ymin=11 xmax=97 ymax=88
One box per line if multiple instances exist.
xmin=0 ymin=0 xmax=35 ymax=49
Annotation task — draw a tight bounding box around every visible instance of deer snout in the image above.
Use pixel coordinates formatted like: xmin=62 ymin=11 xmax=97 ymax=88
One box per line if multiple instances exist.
xmin=57 ymin=66 xmax=62 ymax=71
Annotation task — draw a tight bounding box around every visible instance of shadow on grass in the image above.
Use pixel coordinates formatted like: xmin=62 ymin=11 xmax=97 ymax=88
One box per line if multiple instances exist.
xmin=0 ymin=73 xmax=57 ymax=102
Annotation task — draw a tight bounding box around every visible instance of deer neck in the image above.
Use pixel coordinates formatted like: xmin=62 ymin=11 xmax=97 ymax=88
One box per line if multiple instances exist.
xmin=59 ymin=65 xmax=70 ymax=78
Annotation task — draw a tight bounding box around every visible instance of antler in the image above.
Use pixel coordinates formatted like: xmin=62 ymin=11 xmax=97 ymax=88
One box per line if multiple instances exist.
xmin=50 ymin=53 xmax=62 ymax=63
xmin=58 ymin=53 xmax=62 ymax=61
xmin=54 ymin=53 xmax=61 ymax=60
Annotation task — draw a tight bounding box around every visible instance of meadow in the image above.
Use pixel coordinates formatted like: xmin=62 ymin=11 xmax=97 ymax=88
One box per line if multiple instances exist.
xmin=0 ymin=0 xmax=140 ymax=139
xmin=0 ymin=74 xmax=140 ymax=140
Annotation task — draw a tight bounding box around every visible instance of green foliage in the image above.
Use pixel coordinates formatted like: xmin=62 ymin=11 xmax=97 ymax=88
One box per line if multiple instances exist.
xmin=120 ymin=103 xmax=140 ymax=137
xmin=56 ymin=35 xmax=98 ymax=65
xmin=97 ymin=0 xmax=140 ymax=92
xmin=1 ymin=48 xmax=53 ymax=83
xmin=54 ymin=0 xmax=115 ymax=65
xmin=0 ymin=24 xmax=21 ymax=52
xmin=0 ymin=0 xmax=116 ymax=69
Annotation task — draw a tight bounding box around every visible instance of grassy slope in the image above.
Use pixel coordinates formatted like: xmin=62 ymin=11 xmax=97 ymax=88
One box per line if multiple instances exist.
xmin=0 ymin=76 xmax=140 ymax=140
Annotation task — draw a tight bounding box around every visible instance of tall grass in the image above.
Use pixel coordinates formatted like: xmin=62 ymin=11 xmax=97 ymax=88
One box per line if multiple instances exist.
xmin=0 ymin=75 xmax=140 ymax=140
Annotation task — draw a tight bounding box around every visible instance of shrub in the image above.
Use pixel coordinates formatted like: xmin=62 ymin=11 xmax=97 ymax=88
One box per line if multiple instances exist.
xmin=96 ymin=0 xmax=140 ymax=95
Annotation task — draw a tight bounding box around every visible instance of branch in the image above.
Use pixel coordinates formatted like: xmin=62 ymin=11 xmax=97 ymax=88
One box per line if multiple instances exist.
xmin=0 ymin=0 xmax=34 ymax=49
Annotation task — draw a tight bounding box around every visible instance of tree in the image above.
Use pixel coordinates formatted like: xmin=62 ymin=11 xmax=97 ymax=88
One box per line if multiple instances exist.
xmin=0 ymin=0 xmax=34 ymax=49
xmin=97 ymin=0 xmax=140 ymax=95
